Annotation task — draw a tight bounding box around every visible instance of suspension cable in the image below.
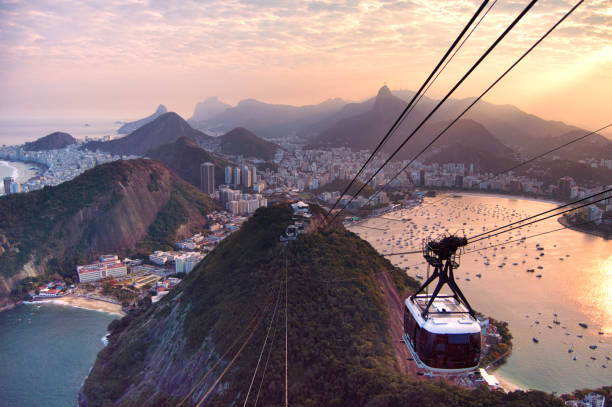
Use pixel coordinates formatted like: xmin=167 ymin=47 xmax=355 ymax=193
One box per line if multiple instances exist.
xmin=330 ymin=0 xmax=539 ymax=223
xmin=322 ymin=0 xmax=491 ymax=223
xmin=351 ymin=0 xmax=584 ymax=214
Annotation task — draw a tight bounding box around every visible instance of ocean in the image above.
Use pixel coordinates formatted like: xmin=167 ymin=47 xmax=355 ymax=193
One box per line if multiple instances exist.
xmin=0 ymin=119 xmax=118 ymax=146
xmin=349 ymin=193 xmax=612 ymax=393
xmin=0 ymin=303 xmax=117 ymax=407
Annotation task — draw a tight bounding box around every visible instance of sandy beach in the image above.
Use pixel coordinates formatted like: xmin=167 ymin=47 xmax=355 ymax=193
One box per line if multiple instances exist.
xmin=496 ymin=374 xmax=524 ymax=392
xmin=48 ymin=295 xmax=125 ymax=316
xmin=0 ymin=159 xmax=44 ymax=191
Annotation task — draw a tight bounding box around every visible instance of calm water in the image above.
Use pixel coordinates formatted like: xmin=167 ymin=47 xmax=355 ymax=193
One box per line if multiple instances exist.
xmin=0 ymin=303 xmax=117 ymax=407
xmin=350 ymin=193 xmax=612 ymax=393
xmin=0 ymin=119 xmax=118 ymax=146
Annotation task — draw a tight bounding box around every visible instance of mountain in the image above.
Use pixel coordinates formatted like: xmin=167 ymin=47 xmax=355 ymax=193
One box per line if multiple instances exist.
xmin=0 ymin=159 xmax=215 ymax=308
xmin=147 ymin=137 xmax=229 ymax=188
xmin=418 ymin=119 xmax=518 ymax=172
xmin=117 ymin=104 xmax=168 ymax=134
xmin=311 ymin=87 xmax=522 ymax=170
xmin=85 ymin=112 xmax=213 ymax=156
xmin=311 ymin=86 xmax=412 ymax=151
xmin=310 ymin=86 xmax=591 ymax=159
xmin=527 ymin=130 xmax=612 ymax=162
xmin=218 ymin=127 xmax=280 ymax=160
xmin=80 ymin=204 xmax=561 ymax=406
xmin=190 ymin=97 xmax=231 ymax=121
xmin=23 ymin=131 xmax=77 ymax=151
xmin=190 ymin=97 xmax=346 ymax=139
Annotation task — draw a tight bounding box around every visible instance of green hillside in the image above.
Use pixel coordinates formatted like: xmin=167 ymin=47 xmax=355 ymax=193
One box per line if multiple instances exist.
xmin=81 ymin=204 xmax=561 ymax=407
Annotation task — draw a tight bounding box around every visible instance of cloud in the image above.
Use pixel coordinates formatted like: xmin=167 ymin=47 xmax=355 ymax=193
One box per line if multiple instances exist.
xmin=0 ymin=0 xmax=610 ymax=128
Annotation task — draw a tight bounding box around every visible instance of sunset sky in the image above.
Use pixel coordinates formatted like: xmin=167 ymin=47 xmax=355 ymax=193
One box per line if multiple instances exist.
xmin=0 ymin=0 xmax=610 ymax=134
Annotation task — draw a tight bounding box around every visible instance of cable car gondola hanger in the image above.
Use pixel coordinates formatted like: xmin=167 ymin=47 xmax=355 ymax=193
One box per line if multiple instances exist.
xmin=403 ymin=234 xmax=482 ymax=374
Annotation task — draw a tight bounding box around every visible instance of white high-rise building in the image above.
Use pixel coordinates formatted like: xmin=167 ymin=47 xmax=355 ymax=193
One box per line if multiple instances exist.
xmin=241 ymin=165 xmax=252 ymax=188
xmin=225 ymin=166 xmax=233 ymax=185
xmin=233 ymin=167 xmax=241 ymax=187
xmin=200 ymin=162 xmax=215 ymax=195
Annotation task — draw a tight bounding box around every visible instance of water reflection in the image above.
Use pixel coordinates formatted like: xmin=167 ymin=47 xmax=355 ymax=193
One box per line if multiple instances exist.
xmin=349 ymin=193 xmax=612 ymax=393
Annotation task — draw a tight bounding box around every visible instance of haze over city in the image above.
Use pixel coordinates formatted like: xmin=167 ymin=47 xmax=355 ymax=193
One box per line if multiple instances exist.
xmin=0 ymin=0 xmax=611 ymax=135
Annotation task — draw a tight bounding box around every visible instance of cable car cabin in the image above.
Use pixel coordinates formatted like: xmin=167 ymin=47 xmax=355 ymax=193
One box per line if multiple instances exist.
xmin=403 ymin=295 xmax=481 ymax=373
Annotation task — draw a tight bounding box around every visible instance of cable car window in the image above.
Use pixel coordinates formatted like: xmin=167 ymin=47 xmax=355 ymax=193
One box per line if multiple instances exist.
xmin=448 ymin=334 xmax=470 ymax=344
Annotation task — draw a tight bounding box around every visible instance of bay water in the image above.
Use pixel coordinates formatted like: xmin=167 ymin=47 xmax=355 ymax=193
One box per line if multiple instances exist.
xmin=0 ymin=304 xmax=117 ymax=407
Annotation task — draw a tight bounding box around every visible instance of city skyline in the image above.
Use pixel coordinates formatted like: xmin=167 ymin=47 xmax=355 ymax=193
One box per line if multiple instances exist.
xmin=0 ymin=0 xmax=610 ymax=136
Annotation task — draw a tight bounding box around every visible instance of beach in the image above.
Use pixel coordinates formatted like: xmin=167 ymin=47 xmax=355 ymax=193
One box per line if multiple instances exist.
xmin=0 ymin=160 xmax=44 ymax=193
xmin=44 ymin=295 xmax=125 ymax=316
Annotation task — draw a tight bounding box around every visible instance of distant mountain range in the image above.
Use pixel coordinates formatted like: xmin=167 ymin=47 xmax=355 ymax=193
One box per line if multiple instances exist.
xmin=147 ymin=137 xmax=229 ymax=188
xmin=190 ymin=96 xmax=231 ymax=122
xmin=189 ymin=97 xmax=346 ymax=138
xmin=86 ymin=112 xmax=213 ymax=156
xmin=117 ymin=104 xmax=168 ymax=134
xmin=23 ymin=131 xmax=77 ymax=151
xmin=186 ymin=86 xmax=603 ymax=153
xmin=0 ymin=159 xmax=214 ymax=307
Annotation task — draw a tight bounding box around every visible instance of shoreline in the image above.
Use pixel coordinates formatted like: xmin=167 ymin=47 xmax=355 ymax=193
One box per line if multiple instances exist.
xmin=558 ymin=216 xmax=611 ymax=239
xmin=0 ymin=159 xmax=46 ymax=188
xmin=27 ymin=295 xmax=125 ymax=317
xmin=425 ymin=189 xmax=563 ymax=206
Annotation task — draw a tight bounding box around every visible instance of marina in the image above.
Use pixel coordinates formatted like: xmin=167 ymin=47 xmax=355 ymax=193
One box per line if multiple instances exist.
xmin=348 ymin=193 xmax=612 ymax=393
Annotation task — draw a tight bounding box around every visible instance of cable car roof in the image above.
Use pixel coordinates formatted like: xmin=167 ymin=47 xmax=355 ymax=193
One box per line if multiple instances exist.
xmin=405 ymin=297 xmax=480 ymax=335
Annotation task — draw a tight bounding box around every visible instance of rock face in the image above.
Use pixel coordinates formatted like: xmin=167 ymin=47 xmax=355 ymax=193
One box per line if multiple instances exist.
xmin=117 ymin=104 xmax=168 ymax=134
xmin=190 ymin=97 xmax=231 ymax=122
xmin=0 ymin=159 xmax=214 ymax=300
xmin=218 ymin=127 xmax=280 ymax=160
xmin=86 ymin=112 xmax=213 ymax=156
xmin=23 ymin=131 xmax=77 ymax=151
xmin=147 ymin=137 xmax=229 ymax=188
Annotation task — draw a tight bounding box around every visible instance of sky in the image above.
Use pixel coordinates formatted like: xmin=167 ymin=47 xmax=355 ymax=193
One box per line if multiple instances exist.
xmin=0 ymin=0 xmax=610 ymax=135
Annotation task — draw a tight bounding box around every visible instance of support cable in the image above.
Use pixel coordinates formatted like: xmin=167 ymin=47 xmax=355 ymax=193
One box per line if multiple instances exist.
xmin=322 ymin=0 xmax=491 ymax=222
xmin=330 ymin=0 xmax=539 ymax=223
xmin=349 ymin=0 xmax=584 ymax=215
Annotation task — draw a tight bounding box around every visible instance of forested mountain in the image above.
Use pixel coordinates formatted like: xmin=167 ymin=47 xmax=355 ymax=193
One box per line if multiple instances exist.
xmin=218 ymin=127 xmax=280 ymax=160
xmin=85 ymin=113 xmax=213 ymax=156
xmin=0 ymin=159 xmax=215 ymax=309
xmin=80 ymin=205 xmax=562 ymax=407
xmin=117 ymin=105 xmax=168 ymax=134
xmin=23 ymin=131 xmax=77 ymax=151
xmin=147 ymin=137 xmax=229 ymax=188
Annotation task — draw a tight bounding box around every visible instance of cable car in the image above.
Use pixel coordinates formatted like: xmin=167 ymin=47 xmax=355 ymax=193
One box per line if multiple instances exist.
xmin=403 ymin=235 xmax=481 ymax=373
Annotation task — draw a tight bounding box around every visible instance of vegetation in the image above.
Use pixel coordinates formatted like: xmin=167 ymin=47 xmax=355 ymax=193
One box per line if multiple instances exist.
xmin=0 ymin=160 xmax=129 ymax=277
xmin=146 ymin=136 xmax=229 ymax=188
xmin=562 ymin=386 xmax=612 ymax=405
xmin=82 ymin=204 xmax=566 ymax=406
xmin=481 ymin=318 xmax=513 ymax=368
xmin=219 ymin=127 xmax=280 ymax=161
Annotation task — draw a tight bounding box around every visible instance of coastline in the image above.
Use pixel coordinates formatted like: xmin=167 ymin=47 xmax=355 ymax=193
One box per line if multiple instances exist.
xmin=558 ymin=216 xmax=611 ymax=239
xmin=427 ymin=189 xmax=563 ymax=206
xmin=0 ymin=159 xmax=45 ymax=186
xmin=30 ymin=295 xmax=125 ymax=317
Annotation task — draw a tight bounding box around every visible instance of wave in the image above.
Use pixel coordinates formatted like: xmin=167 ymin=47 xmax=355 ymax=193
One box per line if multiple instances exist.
xmin=0 ymin=160 xmax=19 ymax=192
